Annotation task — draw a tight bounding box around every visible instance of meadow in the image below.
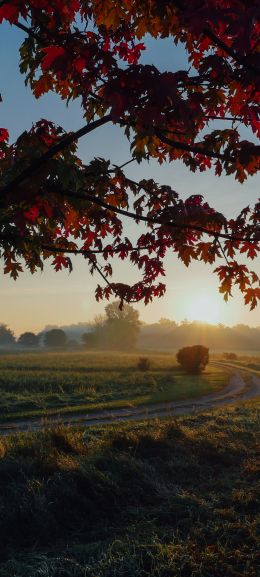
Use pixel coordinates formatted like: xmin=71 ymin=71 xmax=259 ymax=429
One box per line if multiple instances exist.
xmin=0 ymin=351 xmax=227 ymax=422
xmin=0 ymin=399 xmax=258 ymax=576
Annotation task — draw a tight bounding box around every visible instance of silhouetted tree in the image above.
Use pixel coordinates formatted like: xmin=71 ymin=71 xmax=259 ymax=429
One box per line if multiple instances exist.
xmin=82 ymin=315 xmax=106 ymax=348
xmin=104 ymin=302 xmax=141 ymax=349
xmin=177 ymin=345 xmax=209 ymax=374
xmin=18 ymin=332 xmax=40 ymax=347
xmin=44 ymin=329 xmax=67 ymax=348
xmin=0 ymin=324 xmax=15 ymax=345
xmin=82 ymin=303 xmax=140 ymax=349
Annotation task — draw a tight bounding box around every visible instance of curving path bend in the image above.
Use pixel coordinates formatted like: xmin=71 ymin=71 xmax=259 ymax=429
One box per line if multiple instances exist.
xmin=0 ymin=363 xmax=259 ymax=436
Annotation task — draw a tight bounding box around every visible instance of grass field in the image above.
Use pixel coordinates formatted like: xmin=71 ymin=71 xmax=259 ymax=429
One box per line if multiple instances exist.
xmin=0 ymin=351 xmax=227 ymax=422
xmin=0 ymin=399 xmax=258 ymax=576
xmin=220 ymin=359 xmax=260 ymax=375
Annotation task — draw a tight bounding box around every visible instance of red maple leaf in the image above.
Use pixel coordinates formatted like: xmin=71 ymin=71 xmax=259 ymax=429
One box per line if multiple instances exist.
xmin=24 ymin=206 xmax=40 ymax=223
xmin=52 ymin=255 xmax=72 ymax=272
xmin=41 ymin=46 xmax=66 ymax=70
xmin=0 ymin=4 xmax=20 ymax=24
xmin=0 ymin=128 xmax=9 ymax=142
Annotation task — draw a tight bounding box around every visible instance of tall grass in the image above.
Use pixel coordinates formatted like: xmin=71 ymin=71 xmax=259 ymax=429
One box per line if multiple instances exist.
xmin=0 ymin=351 xmax=226 ymax=421
xmin=0 ymin=400 xmax=258 ymax=576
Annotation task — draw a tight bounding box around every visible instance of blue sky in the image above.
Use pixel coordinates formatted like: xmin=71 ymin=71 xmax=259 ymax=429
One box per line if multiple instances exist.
xmin=0 ymin=22 xmax=259 ymax=334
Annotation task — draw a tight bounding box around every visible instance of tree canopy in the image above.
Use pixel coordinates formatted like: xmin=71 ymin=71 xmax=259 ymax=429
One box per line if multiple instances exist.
xmin=0 ymin=1 xmax=259 ymax=309
xmin=0 ymin=323 xmax=15 ymax=345
xmin=44 ymin=328 xmax=67 ymax=348
xmin=18 ymin=331 xmax=39 ymax=346
xmin=82 ymin=301 xmax=140 ymax=348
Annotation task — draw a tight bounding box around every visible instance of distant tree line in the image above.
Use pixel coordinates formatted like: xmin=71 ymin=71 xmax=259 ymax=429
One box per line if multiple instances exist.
xmin=0 ymin=323 xmax=68 ymax=349
xmin=139 ymin=320 xmax=260 ymax=351
xmin=0 ymin=312 xmax=259 ymax=351
xmin=0 ymin=302 xmax=141 ymax=350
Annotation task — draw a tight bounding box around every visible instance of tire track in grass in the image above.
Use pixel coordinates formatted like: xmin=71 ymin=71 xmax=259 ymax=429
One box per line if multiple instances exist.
xmin=0 ymin=364 xmax=259 ymax=435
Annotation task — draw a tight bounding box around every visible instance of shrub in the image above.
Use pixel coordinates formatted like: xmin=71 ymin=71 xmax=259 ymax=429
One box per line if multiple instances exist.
xmin=177 ymin=345 xmax=209 ymax=374
xmin=137 ymin=357 xmax=151 ymax=371
xmin=223 ymin=352 xmax=238 ymax=360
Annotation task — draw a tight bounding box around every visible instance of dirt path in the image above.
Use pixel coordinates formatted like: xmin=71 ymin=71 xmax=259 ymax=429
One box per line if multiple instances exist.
xmin=0 ymin=364 xmax=259 ymax=435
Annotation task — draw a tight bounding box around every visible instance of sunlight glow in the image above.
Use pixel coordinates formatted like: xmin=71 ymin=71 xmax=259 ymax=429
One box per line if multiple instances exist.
xmin=186 ymin=294 xmax=220 ymax=324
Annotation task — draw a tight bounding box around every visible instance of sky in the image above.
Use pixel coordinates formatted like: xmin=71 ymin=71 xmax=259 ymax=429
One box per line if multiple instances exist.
xmin=0 ymin=22 xmax=259 ymax=335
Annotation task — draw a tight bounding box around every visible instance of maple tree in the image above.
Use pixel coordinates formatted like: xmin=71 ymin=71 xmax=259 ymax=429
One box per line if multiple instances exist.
xmin=0 ymin=0 xmax=259 ymax=308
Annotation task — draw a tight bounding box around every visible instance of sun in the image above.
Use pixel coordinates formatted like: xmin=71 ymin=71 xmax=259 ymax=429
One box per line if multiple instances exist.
xmin=186 ymin=294 xmax=220 ymax=324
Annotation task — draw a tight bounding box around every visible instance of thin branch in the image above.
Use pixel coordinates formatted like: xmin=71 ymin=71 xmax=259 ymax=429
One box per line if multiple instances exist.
xmin=217 ymin=239 xmax=230 ymax=266
xmin=86 ymin=251 xmax=118 ymax=292
xmin=204 ymin=114 xmax=243 ymax=122
xmin=42 ymin=243 xmax=152 ymax=255
xmin=112 ymin=158 xmax=136 ymax=171
xmin=0 ymin=232 xmax=167 ymax=255
xmin=14 ymin=21 xmax=41 ymax=42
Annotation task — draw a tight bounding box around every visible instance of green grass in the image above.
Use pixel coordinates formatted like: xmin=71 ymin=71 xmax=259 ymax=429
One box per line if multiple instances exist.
xmin=0 ymin=399 xmax=258 ymax=576
xmin=221 ymin=360 xmax=260 ymax=376
xmin=0 ymin=351 xmax=227 ymax=422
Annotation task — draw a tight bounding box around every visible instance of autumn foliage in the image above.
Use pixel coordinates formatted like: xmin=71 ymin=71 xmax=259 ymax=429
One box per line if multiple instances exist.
xmin=0 ymin=0 xmax=259 ymax=308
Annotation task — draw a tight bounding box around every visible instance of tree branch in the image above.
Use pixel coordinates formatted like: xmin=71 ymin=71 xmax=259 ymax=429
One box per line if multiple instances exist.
xmin=0 ymin=114 xmax=112 ymax=195
xmin=204 ymin=28 xmax=260 ymax=76
xmin=86 ymin=251 xmax=118 ymax=293
xmin=44 ymin=186 xmax=259 ymax=242
xmin=154 ymin=128 xmax=226 ymax=160
xmin=42 ymin=243 xmax=153 ymax=255
xmin=14 ymin=21 xmax=41 ymax=42
xmin=204 ymin=115 xmax=243 ymax=122
xmin=0 ymin=232 xmax=168 ymax=255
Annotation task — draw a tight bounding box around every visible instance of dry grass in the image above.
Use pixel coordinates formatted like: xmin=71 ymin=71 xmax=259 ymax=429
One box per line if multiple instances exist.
xmin=0 ymin=350 xmax=226 ymax=422
xmin=0 ymin=399 xmax=259 ymax=576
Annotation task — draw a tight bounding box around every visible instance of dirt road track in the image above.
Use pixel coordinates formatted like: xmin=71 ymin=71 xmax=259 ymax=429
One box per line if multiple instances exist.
xmin=0 ymin=363 xmax=259 ymax=435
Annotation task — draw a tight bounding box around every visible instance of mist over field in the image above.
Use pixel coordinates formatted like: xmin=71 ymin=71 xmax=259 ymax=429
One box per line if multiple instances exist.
xmin=39 ymin=320 xmax=260 ymax=352
xmin=1 ymin=318 xmax=260 ymax=353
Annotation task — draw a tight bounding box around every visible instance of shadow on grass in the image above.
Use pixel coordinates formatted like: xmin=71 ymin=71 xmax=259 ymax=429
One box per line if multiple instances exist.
xmin=0 ymin=403 xmax=258 ymax=576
